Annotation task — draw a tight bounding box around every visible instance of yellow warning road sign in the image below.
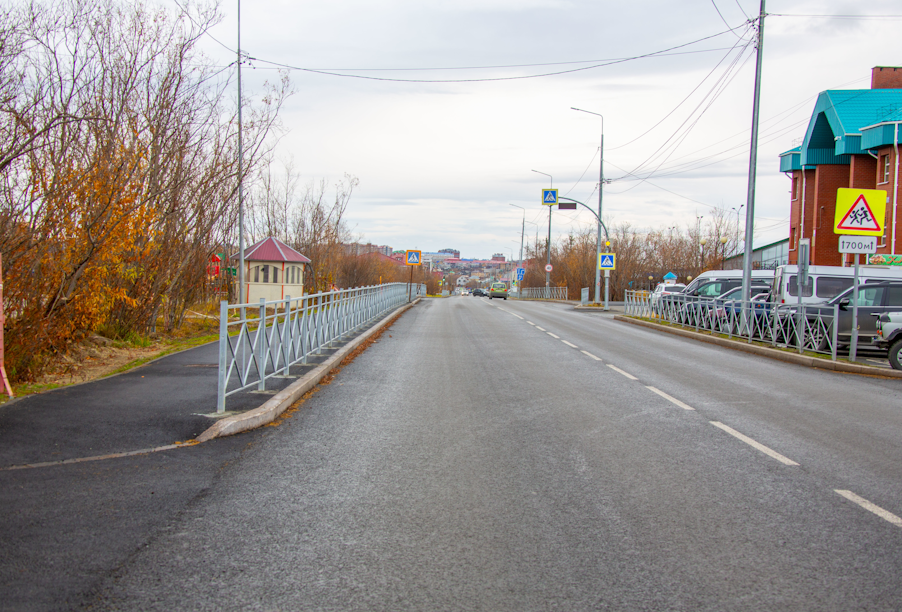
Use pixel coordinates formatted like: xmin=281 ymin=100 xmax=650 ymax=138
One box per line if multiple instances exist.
xmin=834 ymin=188 xmax=887 ymax=236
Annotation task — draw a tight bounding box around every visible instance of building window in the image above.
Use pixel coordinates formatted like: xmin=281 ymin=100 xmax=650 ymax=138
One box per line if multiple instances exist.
xmin=790 ymin=227 xmax=796 ymax=250
xmin=253 ymin=266 xmax=259 ymax=283
xmin=262 ymin=265 xmax=269 ymax=283
xmin=273 ymin=267 xmax=278 ymax=284
xmin=792 ymin=176 xmax=799 ymax=200
xmin=881 ymin=154 xmax=890 ymax=184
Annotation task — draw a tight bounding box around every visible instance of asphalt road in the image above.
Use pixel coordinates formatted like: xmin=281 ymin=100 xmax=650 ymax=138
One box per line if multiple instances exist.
xmin=69 ymin=296 xmax=902 ymax=611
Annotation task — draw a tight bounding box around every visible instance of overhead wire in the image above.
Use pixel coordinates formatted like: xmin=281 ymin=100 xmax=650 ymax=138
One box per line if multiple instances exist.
xmin=245 ymin=25 xmax=751 ymax=84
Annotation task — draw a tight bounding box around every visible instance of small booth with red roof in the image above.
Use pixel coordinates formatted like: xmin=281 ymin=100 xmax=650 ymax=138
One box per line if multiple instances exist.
xmin=234 ymin=237 xmax=311 ymax=304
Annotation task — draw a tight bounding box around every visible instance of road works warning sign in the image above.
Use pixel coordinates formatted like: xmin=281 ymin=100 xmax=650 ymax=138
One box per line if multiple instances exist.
xmin=834 ymin=188 xmax=887 ymax=236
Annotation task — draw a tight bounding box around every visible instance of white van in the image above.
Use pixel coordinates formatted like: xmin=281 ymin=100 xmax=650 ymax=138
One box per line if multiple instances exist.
xmin=771 ymin=264 xmax=902 ymax=305
xmin=682 ymin=269 xmax=775 ymax=296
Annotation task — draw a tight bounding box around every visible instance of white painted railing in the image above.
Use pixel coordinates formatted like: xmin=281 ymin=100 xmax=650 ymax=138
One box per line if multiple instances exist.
xmin=216 ymin=283 xmax=425 ymax=412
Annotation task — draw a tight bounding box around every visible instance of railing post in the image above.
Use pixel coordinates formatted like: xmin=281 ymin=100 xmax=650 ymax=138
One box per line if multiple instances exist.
xmin=832 ymin=304 xmax=839 ymax=361
xmin=257 ymin=297 xmax=267 ymax=391
xmin=217 ymin=300 xmax=229 ymax=413
xmin=282 ymin=295 xmax=292 ymax=375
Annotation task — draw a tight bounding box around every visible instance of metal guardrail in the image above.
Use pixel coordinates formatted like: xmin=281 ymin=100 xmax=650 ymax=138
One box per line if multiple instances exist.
xmin=518 ymin=287 xmax=569 ymax=300
xmin=624 ymin=290 xmax=840 ymax=359
xmin=216 ymin=283 xmax=426 ymax=413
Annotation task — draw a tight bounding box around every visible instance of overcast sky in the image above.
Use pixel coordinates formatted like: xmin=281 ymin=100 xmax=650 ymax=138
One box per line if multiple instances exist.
xmin=194 ymin=0 xmax=902 ymax=260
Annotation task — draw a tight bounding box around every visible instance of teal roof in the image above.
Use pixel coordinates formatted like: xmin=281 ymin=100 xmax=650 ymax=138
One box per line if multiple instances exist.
xmin=796 ymin=89 xmax=902 ymax=166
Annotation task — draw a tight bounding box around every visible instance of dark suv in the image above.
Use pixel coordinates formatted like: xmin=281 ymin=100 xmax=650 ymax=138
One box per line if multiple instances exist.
xmin=801 ymin=281 xmax=902 ymax=350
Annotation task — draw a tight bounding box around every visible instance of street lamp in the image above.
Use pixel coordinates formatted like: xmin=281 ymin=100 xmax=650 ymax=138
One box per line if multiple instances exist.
xmin=531 ymin=169 xmax=553 ymax=298
xmin=699 ymin=237 xmax=707 ymax=269
xmin=571 ymin=107 xmax=605 ymax=305
xmin=720 ymin=236 xmax=728 ymax=268
xmin=509 ymin=203 xmax=525 ymax=272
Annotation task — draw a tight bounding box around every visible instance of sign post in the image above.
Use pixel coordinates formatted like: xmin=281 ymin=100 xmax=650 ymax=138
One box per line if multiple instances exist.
xmin=834 ymin=188 xmax=886 ymax=361
xmin=405 ymin=250 xmax=422 ymax=302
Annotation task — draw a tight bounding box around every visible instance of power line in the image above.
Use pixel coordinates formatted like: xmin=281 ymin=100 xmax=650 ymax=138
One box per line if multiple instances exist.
xmin=246 ymin=26 xmax=750 ymax=84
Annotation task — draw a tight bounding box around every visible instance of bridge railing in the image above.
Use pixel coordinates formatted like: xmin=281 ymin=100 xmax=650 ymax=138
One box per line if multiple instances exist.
xmin=517 ymin=286 xmax=569 ymax=300
xmin=216 ymin=283 xmax=425 ymax=413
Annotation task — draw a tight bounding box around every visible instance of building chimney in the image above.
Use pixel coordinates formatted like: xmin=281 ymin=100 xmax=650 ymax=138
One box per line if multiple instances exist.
xmin=871 ymin=66 xmax=902 ymax=89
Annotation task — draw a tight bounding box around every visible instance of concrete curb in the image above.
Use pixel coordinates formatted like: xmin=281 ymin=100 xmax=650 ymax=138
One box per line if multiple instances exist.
xmin=614 ymin=315 xmax=902 ymax=379
xmin=196 ymin=299 xmax=420 ymax=442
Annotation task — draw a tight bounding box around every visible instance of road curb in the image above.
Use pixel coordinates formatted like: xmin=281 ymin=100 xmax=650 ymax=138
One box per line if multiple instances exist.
xmin=196 ymin=299 xmax=420 ymax=442
xmin=614 ymin=315 xmax=902 ymax=379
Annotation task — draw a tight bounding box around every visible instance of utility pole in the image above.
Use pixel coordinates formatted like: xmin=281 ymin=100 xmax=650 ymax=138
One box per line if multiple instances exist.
xmin=571 ymin=108 xmax=605 ymax=306
xmin=741 ymin=0 xmax=766 ymax=306
xmin=237 ymin=0 xmax=245 ymax=307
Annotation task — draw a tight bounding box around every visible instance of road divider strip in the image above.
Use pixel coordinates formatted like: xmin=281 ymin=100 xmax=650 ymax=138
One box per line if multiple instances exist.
xmin=646 ymin=386 xmax=695 ymax=411
xmin=581 ymin=350 xmax=602 ymax=361
xmin=607 ymin=364 xmax=638 ymax=380
xmin=710 ymin=421 xmax=799 ymax=466
xmin=561 ymin=340 xmax=578 ymax=348
xmin=834 ymin=490 xmax=902 ymax=527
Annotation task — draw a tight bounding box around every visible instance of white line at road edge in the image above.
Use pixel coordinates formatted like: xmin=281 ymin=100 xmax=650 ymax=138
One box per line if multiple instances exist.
xmin=607 ymin=364 xmax=638 ymax=380
xmin=547 ymin=332 xmax=560 ymax=339
xmin=581 ymin=350 xmax=602 ymax=361
xmin=835 ymin=490 xmax=902 ymax=528
xmin=535 ymin=326 xmax=546 ymax=331
xmin=709 ymin=421 xmax=799 ymax=466
xmin=562 ymin=340 xmax=578 ymax=348
xmin=646 ymin=386 xmax=695 ymax=411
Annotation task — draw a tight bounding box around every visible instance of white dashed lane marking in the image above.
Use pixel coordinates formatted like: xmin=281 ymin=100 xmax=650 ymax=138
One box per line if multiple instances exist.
xmin=535 ymin=326 xmax=546 ymax=332
xmin=561 ymin=340 xmax=578 ymax=348
xmin=581 ymin=350 xmax=602 ymax=361
xmin=646 ymin=386 xmax=695 ymax=411
xmin=547 ymin=332 xmax=560 ymax=339
xmin=607 ymin=364 xmax=638 ymax=380
xmin=835 ymin=490 xmax=902 ymax=528
xmin=710 ymin=421 xmax=799 ymax=466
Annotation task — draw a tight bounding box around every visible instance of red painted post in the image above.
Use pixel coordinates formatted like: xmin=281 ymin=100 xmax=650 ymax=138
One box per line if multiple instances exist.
xmin=0 ymin=253 xmax=13 ymax=397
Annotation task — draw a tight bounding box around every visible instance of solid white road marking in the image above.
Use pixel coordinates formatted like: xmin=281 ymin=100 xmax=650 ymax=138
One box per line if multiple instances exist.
xmin=646 ymin=386 xmax=695 ymax=411
xmin=835 ymin=490 xmax=902 ymax=527
xmin=562 ymin=340 xmax=578 ymax=348
xmin=581 ymin=350 xmax=602 ymax=361
xmin=547 ymin=332 xmax=560 ymax=339
xmin=709 ymin=421 xmax=799 ymax=466
xmin=607 ymin=364 xmax=638 ymax=380
xmin=536 ymin=326 xmax=546 ymax=331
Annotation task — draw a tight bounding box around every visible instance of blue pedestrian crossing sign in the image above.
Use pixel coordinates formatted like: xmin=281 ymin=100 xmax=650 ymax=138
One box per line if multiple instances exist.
xmin=516 ymin=267 xmax=525 ymax=281
xmin=542 ymin=189 xmax=558 ymax=206
xmin=598 ymin=253 xmax=616 ymax=270
xmin=405 ymin=250 xmax=422 ymax=266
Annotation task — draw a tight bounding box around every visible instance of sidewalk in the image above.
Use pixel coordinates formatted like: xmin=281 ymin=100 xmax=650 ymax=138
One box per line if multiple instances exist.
xmin=0 ymin=306 xmax=407 ymax=469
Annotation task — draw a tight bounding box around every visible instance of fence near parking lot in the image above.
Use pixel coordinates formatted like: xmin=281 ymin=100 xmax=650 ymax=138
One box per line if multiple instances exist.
xmin=216 ymin=283 xmax=425 ymax=413
xmin=624 ymin=290 xmax=839 ymax=360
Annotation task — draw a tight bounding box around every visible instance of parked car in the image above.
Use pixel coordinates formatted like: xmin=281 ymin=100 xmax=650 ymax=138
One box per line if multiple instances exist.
xmin=650 ymin=283 xmax=685 ymax=313
xmin=489 ymin=282 xmax=508 ymax=300
xmin=795 ymin=281 xmax=902 ymax=350
xmin=876 ymin=311 xmax=902 ymax=370
xmin=660 ymin=269 xmax=775 ymax=315
xmin=679 ymin=283 xmax=771 ymax=327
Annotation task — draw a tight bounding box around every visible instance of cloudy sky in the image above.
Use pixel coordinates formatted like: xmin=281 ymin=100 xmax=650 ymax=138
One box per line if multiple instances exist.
xmin=192 ymin=0 xmax=902 ymax=260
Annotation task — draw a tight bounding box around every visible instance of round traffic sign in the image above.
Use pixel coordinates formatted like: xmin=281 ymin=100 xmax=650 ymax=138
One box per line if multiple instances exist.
xmin=545 ymin=264 xmax=553 ymax=272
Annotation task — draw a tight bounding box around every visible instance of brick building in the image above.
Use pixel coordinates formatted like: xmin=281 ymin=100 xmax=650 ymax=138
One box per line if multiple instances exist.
xmin=779 ymin=67 xmax=902 ymax=266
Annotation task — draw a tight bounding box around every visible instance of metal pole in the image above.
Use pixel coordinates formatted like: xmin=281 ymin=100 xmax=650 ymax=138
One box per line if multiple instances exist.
xmin=571 ymin=108 xmax=605 ymax=305
xmin=850 ymin=254 xmax=860 ymax=361
xmin=741 ymin=0 xmax=766 ymax=306
xmin=532 ymin=170 xmax=553 ymax=299
xmin=237 ymin=0 xmax=245 ymax=308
